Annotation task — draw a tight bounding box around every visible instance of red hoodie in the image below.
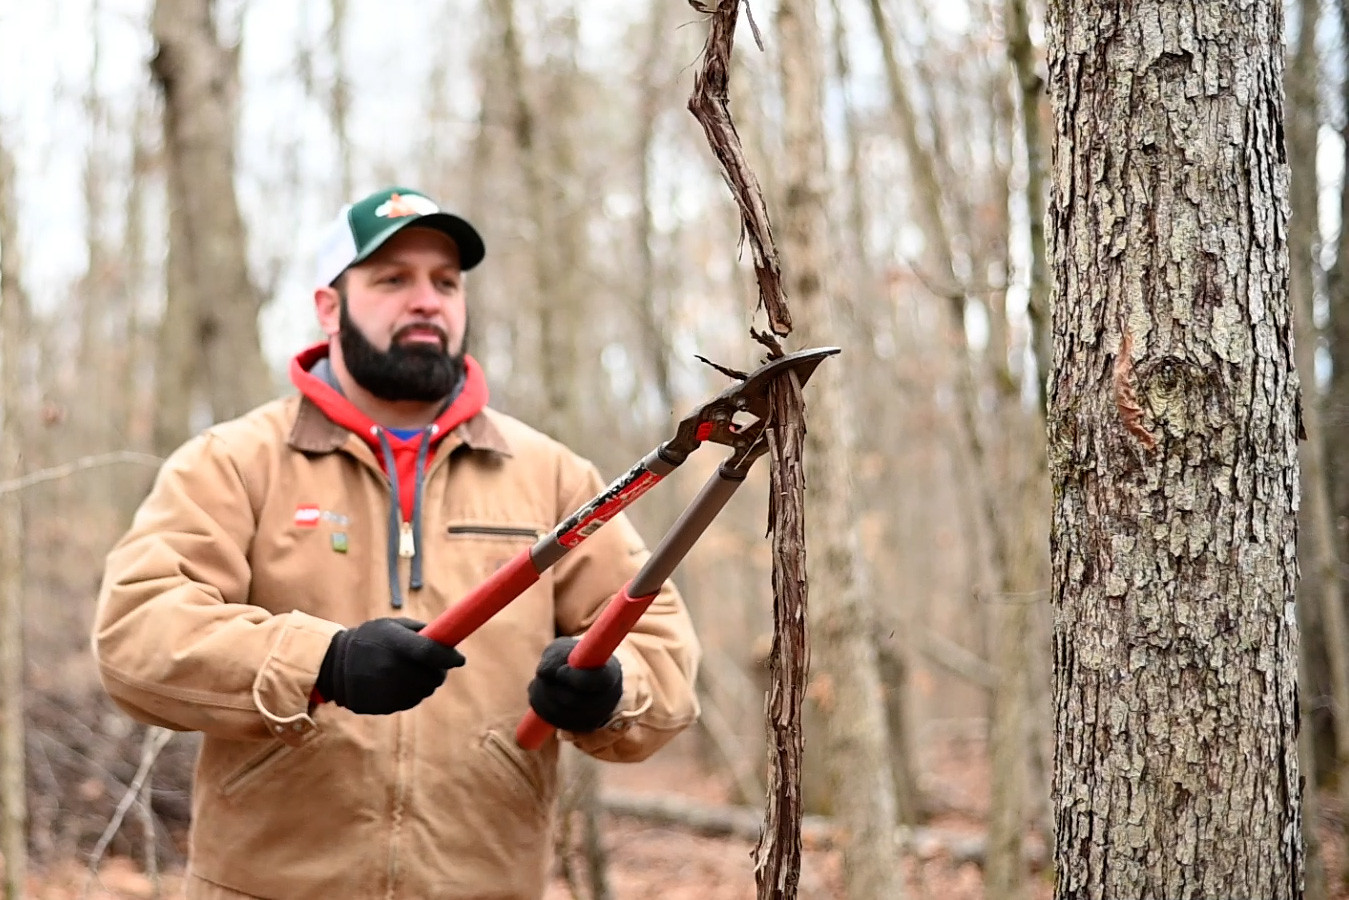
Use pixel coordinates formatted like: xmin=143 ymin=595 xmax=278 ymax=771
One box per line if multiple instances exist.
xmin=288 ymin=341 xmax=488 ymax=520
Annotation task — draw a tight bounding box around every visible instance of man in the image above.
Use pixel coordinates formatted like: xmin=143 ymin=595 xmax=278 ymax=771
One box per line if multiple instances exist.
xmin=93 ymin=186 xmax=702 ymax=899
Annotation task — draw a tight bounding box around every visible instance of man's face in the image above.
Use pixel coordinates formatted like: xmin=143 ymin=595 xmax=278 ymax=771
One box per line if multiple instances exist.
xmin=318 ymin=227 xmax=469 ymax=402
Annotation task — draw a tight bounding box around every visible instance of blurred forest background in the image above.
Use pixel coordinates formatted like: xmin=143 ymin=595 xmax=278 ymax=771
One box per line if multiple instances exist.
xmin=0 ymin=0 xmax=1341 ymax=898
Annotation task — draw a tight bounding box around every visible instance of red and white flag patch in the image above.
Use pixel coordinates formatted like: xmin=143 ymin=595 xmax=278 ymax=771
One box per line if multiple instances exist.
xmin=294 ymin=504 xmax=321 ymax=527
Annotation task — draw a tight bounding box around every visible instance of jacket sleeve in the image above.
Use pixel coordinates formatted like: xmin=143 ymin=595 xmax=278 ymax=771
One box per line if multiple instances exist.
xmin=92 ymin=432 xmax=344 ymax=747
xmin=549 ymin=455 xmax=701 ymax=763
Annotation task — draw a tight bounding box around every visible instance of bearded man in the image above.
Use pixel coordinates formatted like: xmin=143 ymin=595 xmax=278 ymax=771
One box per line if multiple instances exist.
xmin=93 ymin=186 xmax=701 ymax=900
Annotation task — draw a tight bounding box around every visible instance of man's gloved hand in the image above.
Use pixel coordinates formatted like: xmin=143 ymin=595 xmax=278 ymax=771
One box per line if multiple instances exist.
xmin=527 ymin=637 xmax=623 ymax=733
xmin=316 ymin=617 xmax=465 ymax=715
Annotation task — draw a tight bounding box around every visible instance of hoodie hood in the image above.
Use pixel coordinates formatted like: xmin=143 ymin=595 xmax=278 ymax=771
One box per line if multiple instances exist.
xmin=289 ymin=342 xmax=488 ymax=451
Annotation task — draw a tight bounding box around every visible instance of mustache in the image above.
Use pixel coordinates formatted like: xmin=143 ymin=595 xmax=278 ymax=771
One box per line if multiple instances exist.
xmin=392 ymin=322 xmax=450 ymax=346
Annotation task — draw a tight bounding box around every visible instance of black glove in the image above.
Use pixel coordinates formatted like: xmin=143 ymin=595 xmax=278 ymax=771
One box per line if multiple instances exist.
xmin=527 ymin=637 xmax=623 ymax=733
xmin=316 ymin=617 xmax=465 ymax=715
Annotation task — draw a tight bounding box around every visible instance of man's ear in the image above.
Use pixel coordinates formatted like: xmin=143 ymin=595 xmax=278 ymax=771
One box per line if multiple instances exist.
xmin=315 ymin=286 xmax=341 ymax=337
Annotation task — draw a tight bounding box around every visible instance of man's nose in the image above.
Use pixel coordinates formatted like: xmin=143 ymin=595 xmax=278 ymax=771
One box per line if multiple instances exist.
xmin=406 ymin=276 xmax=444 ymax=312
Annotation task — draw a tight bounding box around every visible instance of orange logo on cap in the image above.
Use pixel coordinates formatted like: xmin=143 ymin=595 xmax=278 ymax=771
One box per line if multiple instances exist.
xmin=376 ymin=193 xmax=439 ymax=219
xmin=382 ymin=194 xmax=418 ymax=218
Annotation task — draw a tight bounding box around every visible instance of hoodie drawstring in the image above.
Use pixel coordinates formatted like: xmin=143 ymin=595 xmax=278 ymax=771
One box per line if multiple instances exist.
xmin=374 ymin=426 xmax=435 ymax=609
xmin=410 ymin=431 xmax=432 ymax=591
xmin=375 ymin=430 xmax=405 ymax=609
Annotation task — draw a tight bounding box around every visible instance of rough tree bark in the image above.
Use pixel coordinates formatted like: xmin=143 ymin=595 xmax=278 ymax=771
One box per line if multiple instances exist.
xmin=774 ymin=0 xmax=904 ymax=898
xmin=0 ymin=129 xmax=28 ymax=900
xmin=1045 ymin=1 xmax=1304 ymax=897
xmin=150 ymin=0 xmax=270 ymax=453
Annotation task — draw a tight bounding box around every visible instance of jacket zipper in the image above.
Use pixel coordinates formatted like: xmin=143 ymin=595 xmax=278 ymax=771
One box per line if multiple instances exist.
xmin=446 ymin=524 xmax=540 ymax=539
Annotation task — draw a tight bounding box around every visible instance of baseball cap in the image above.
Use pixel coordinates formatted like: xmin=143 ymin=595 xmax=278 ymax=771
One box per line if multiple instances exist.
xmin=312 ymin=186 xmax=485 ymax=288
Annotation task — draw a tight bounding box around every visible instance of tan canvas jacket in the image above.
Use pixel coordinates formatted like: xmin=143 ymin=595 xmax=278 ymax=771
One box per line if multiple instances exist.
xmin=94 ymin=385 xmax=701 ymax=900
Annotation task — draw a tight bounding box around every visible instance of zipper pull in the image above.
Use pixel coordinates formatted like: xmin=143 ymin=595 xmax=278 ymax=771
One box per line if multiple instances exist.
xmin=399 ymin=520 xmax=415 ymax=558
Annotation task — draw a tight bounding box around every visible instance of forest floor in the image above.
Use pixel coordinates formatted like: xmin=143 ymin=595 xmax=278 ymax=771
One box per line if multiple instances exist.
xmin=16 ymin=728 xmax=1342 ymax=899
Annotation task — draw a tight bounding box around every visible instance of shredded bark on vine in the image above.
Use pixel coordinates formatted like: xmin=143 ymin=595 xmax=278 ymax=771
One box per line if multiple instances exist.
xmin=687 ymin=1 xmax=791 ymax=338
xmin=687 ymin=2 xmax=810 ymax=897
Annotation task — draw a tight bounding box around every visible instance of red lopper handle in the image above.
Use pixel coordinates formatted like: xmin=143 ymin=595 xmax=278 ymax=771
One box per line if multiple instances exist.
xmin=420 ymin=547 xmax=541 ymax=646
xmin=515 ymin=579 xmax=661 ymax=749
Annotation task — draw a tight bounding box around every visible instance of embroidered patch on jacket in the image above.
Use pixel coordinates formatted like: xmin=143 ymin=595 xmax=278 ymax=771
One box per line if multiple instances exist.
xmin=331 ymin=532 xmax=349 ymax=553
xmin=294 ymin=506 xmax=350 ymax=528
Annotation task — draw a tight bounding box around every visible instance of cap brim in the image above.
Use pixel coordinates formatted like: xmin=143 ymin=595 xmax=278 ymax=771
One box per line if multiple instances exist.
xmin=352 ymin=212 xmax=486 ymax=271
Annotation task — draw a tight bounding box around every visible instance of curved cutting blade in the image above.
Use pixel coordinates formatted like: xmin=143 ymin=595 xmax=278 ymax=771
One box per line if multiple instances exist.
xmin=663 ymin=346 xmax=841 ymax=461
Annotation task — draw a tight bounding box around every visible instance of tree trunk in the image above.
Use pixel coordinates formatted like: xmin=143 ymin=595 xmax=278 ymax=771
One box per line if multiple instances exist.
xmin=326 ymin=0 xmax=352 ymax=202
xmin=826 ymin=0 xmax=926 ymax=827
xmin=632 ymin=1 xmax=678 ymax=414
xmin=1006 ymin=0 xmax=1051 ymax=396
xmin=1327 ymin=0 xmax=1349 ymax=600
xmin=1286 ymin=0 xmax=1346 ymax=887
xmin=151 ymin=0 xmax=270 ymax=453
xmin=76 ymin=11 xmax=120 ymax=491
xmin=0 ymin=130 xmax=28 ymax=900
xmin=1046 ymin=1 xmax=1304 ymax=897
xmin=489 ymin=8 xmax=610 ymax=896
xmin=1300 ymin=633 xmax=1330 ymax=900
xmin=983 ymin=432 xmax=1045 ymax=900
xmin=775 ymin=1 xmax=904 ymax=898
xmin=869 ymin=2 xmax=1052 ymax=892
xmin=491 ymin=0 xmax=583 ymax=439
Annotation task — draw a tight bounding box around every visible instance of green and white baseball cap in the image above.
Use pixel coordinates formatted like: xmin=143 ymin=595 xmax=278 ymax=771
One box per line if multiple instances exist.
xmin=313 ymin=186 xmax=485 ymax=288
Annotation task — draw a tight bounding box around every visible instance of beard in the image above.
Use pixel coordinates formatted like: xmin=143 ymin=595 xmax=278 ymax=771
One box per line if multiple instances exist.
xmin=338 ymin=295 xmax=467 ymax=403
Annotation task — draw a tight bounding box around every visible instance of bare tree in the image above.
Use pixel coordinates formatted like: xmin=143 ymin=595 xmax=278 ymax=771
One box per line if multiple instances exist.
xmin=1327 ymin=0 xmax=1349 ymax=591
xmin=489 ymin=0 xmax=585 ymax=439
xmin=775 ymin=0 xmax=904 ymax=897
xmin=865 ymin=3 xmax=1052 ymax=891
xmin=150 ymin=0 xmax=271 ymax=453
xmin=1046 ymin=0 xmax=1303 ymax=896
xmin=632 ymin=2 xmax=681 ymax=414
xmin=1286 ymin=0 xmax=1339 ymax=892
xmin=327 ymin=0 xmax=353 ymax=201
xmin=0 ymin=128 xmax=29 ymax=900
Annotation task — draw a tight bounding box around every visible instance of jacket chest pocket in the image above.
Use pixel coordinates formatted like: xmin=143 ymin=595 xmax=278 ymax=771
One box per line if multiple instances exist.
xmin=441 ymin=522 xmax=544 ymax=583
xmin=437 ymin=521 xmax=555 ymax=640
xmin=445 ymin=524 xmax=542 ymax=540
